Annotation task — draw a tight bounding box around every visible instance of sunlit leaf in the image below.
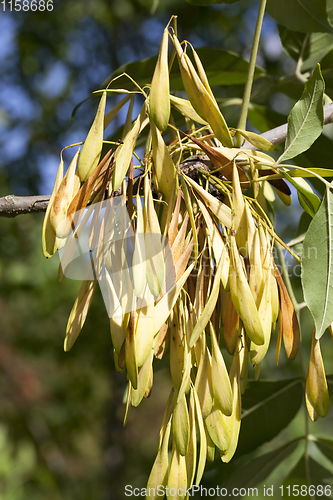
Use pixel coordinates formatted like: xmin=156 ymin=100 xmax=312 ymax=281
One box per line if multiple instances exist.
xmin=278 ymin=65 xmax=325 ymax=163
xmin=301 ymin=188 xmax=333 ymax=339
xmin=279 ymin=26 xmax=333 ymax=72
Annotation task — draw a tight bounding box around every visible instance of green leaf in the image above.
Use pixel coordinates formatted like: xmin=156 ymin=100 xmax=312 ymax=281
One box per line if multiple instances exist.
xmin=282 ymin=171 xmax=321 ymax=217
xmin=316 ymin=437 xmax=333 ymax=465
xmin=236 ymin=379 xmax=303 ymax=457
xmin=226 ymin=440 xmax=302 ymax=490
xmin=103 ymin=48 xmax=265 ymax=91
xmin=267 ymin=0 xmax=333 ymax=33
xmin=278 ymin=65 xmax=325 ymax=163
xmin=285 ymin=454 xmax=333 ymax=491
xmin=279 ymin=26 xmax=333 ymax=72
xmin=301 ymin=187 xmax=333 ymax=339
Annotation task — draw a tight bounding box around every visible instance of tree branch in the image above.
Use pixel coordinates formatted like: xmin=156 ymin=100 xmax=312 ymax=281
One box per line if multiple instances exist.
xmin=0 ymin=195 xmax=50 ymax=218
xmin=1 ymin=102 xmax=333 ymax=218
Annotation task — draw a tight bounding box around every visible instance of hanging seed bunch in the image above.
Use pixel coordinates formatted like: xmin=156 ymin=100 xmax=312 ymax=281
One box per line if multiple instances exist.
xmin=42 ymin=20 xmax=330 ymax=497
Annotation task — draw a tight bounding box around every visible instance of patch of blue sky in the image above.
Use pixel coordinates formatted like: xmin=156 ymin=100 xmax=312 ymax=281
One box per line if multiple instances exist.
xmin=0 ymin=126 xmax=29 ymax=162
xmin=35 ymin=61 xmax=70 ymax=99
xmin=0 ymin=13 xmax=17 ymax=61
xmin=0 ymin=84 xmax=36 ymax=121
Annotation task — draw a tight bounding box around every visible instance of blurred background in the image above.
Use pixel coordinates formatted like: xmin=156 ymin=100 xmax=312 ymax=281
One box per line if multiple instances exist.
xmin=0 ymin=0 xmax=333 ymax=498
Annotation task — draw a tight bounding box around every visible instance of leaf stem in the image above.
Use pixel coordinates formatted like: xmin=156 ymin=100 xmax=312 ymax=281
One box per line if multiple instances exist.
xmin=295 ymin=33 xmax=310 ymax=84
xmin=236 ymin=0 xmax=267 ymax=144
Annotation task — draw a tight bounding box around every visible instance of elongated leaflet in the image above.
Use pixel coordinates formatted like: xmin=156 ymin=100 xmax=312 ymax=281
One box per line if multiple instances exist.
xmin=189 ymin=254 xmax=224 ymax=348
xmin=150 ymin=118 xmax=176 ymax=198
xmin=176 ymin=303 xmax=192 ymax=402
xmin=192 ymin=47 xmax=217 ymax=102
xmin=306 ymin=330 xmax=329 ymax=418
xmin=173 ymin=394 xmax=190 ymax=456
xmin=305 ymin=387 xmax=319 ymax=422
xmin=275 ymin=265 xmax=300 ymax=360
xmin=172 ymin=35 xmax=233 ymax=148
xmin=186 ymin=390 xmax=197 ymax=490
xmin=154 ymin=323 xmax=169 ymax=359
xmin=131 ymin=350 xmax=154 ymax=407
xmin=205 ymin=425 xmax=216 ymax=462
xmin=210 ymin=322 xmax=232 ymax=416
xmin=239 ymin=330 xmax=249 ymax=394
xmin=113 ymin=101 xmax=147 ymax=191
xmin=194 ymin=335 xmax=214 ymax=418
xmin=170 ymin=213 xmax=188 ymax=265
xmin=170 ymin=308 xmax=185 ymax=390
xmin=192 ymin=387 xmax=207 ymax=486
xmin=250 ymin=266 xmax=273 ymax=365
xmin=244 ymin=203 xmax=255 ymax=258
xmin=249 ymin=228 xmax=264 ymax=306
xmin=276 ymin=307 xmax=283 ymax=366
xmin=236 ymin=129 xmax=275 ymax=152
xmin=271 ymin=271 xmax=280 ymax=328
xmin=185 ymin=175 xmax=232 ymax=228
xmin=158 ymin=388 xmax=175 ymax=449
xmin=221 ymin=347 xmax=241 ymax=463
xmin=50 ymin=150 xmax=80 ymax=239
xmin=170 ymin=95 xmax=208 ymax=125
xmin=67 ymin=149 xmax=113 ymax=226
xmin=133 ymin=287 xmax=155 ymax=368
xmin=133 ymin=193 xmax=146 ymax=296
xmin=229 ymin=235 xmax=265 ymax=346
xmin=167 ymin=190 xmax=182 ymax=246
xmin=145 ymin=185 xmax=165 ymax=296
xmin=42 ymin=154 xmax=64 ymax=258
xmin=125 ymin=313 xmax=138 ymax=390
xmin=167 ymin=441 xmax=187 ymax=500
xmin=64 ymin=279 xmax=97 ymax=351
xmin=197 ymin=199 xmax=230 ymax=288
xmin=149 ymin=28 xmax=170 ymax=131
xmin=232 ymin=162 xmax=245 ymax=238
xmin=205 ymin=405 xmax=230 ymax=453
xmin=223 ymin=295 xmax=240 ymax=355
xmin=154 ymin=263 xmax=195 ymax=335
xmin=180 ymin=176 xmax=198 ymax=265
xmin=77 ymin=91 xmax=106 ymax=182
xmin=146 ymin=420 xmax=171 ymax=499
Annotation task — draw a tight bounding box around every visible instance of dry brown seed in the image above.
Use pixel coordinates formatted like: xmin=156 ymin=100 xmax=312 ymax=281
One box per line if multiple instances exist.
xmin=275 ymin=265 xmax=300 ymax=360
